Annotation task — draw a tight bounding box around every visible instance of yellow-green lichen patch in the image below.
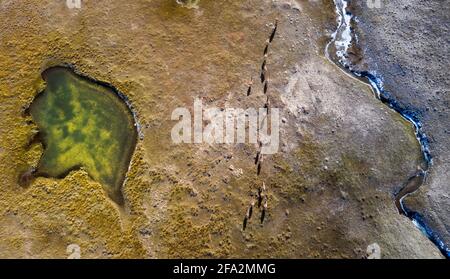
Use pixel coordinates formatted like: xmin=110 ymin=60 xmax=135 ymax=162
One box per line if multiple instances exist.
xmin=28 ymin=67 xmax=137 ymax=204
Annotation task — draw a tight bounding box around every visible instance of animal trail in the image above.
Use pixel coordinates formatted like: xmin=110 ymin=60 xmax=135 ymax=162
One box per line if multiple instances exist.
xmin=242 ymin=19 xmax=278 ymax=231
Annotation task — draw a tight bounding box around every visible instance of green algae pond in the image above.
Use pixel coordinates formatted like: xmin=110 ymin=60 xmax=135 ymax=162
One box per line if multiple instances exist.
xmin=28 ymin=67 xmax=138 ymax=204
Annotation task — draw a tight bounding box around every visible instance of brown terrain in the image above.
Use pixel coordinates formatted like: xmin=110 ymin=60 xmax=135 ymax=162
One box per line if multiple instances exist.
xmin=0 ymin=0 xmax=444 ymax=258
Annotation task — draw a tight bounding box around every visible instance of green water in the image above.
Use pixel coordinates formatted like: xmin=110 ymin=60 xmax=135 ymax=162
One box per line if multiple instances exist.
xmin=29 ymin=67 xmax=138 ymax=204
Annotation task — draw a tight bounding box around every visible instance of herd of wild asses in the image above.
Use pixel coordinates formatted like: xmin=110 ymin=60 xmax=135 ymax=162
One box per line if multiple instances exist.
xmin=243 ymin=20 xmax=278 ymax=231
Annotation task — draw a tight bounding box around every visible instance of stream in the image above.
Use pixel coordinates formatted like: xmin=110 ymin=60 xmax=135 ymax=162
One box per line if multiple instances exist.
xmin=325 ymin=0 xmax=450 ymax=258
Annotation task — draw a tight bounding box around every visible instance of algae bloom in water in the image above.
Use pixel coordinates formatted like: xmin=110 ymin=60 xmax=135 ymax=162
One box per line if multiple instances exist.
xmin=28 ymin=67 xmax=138 ymax=204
